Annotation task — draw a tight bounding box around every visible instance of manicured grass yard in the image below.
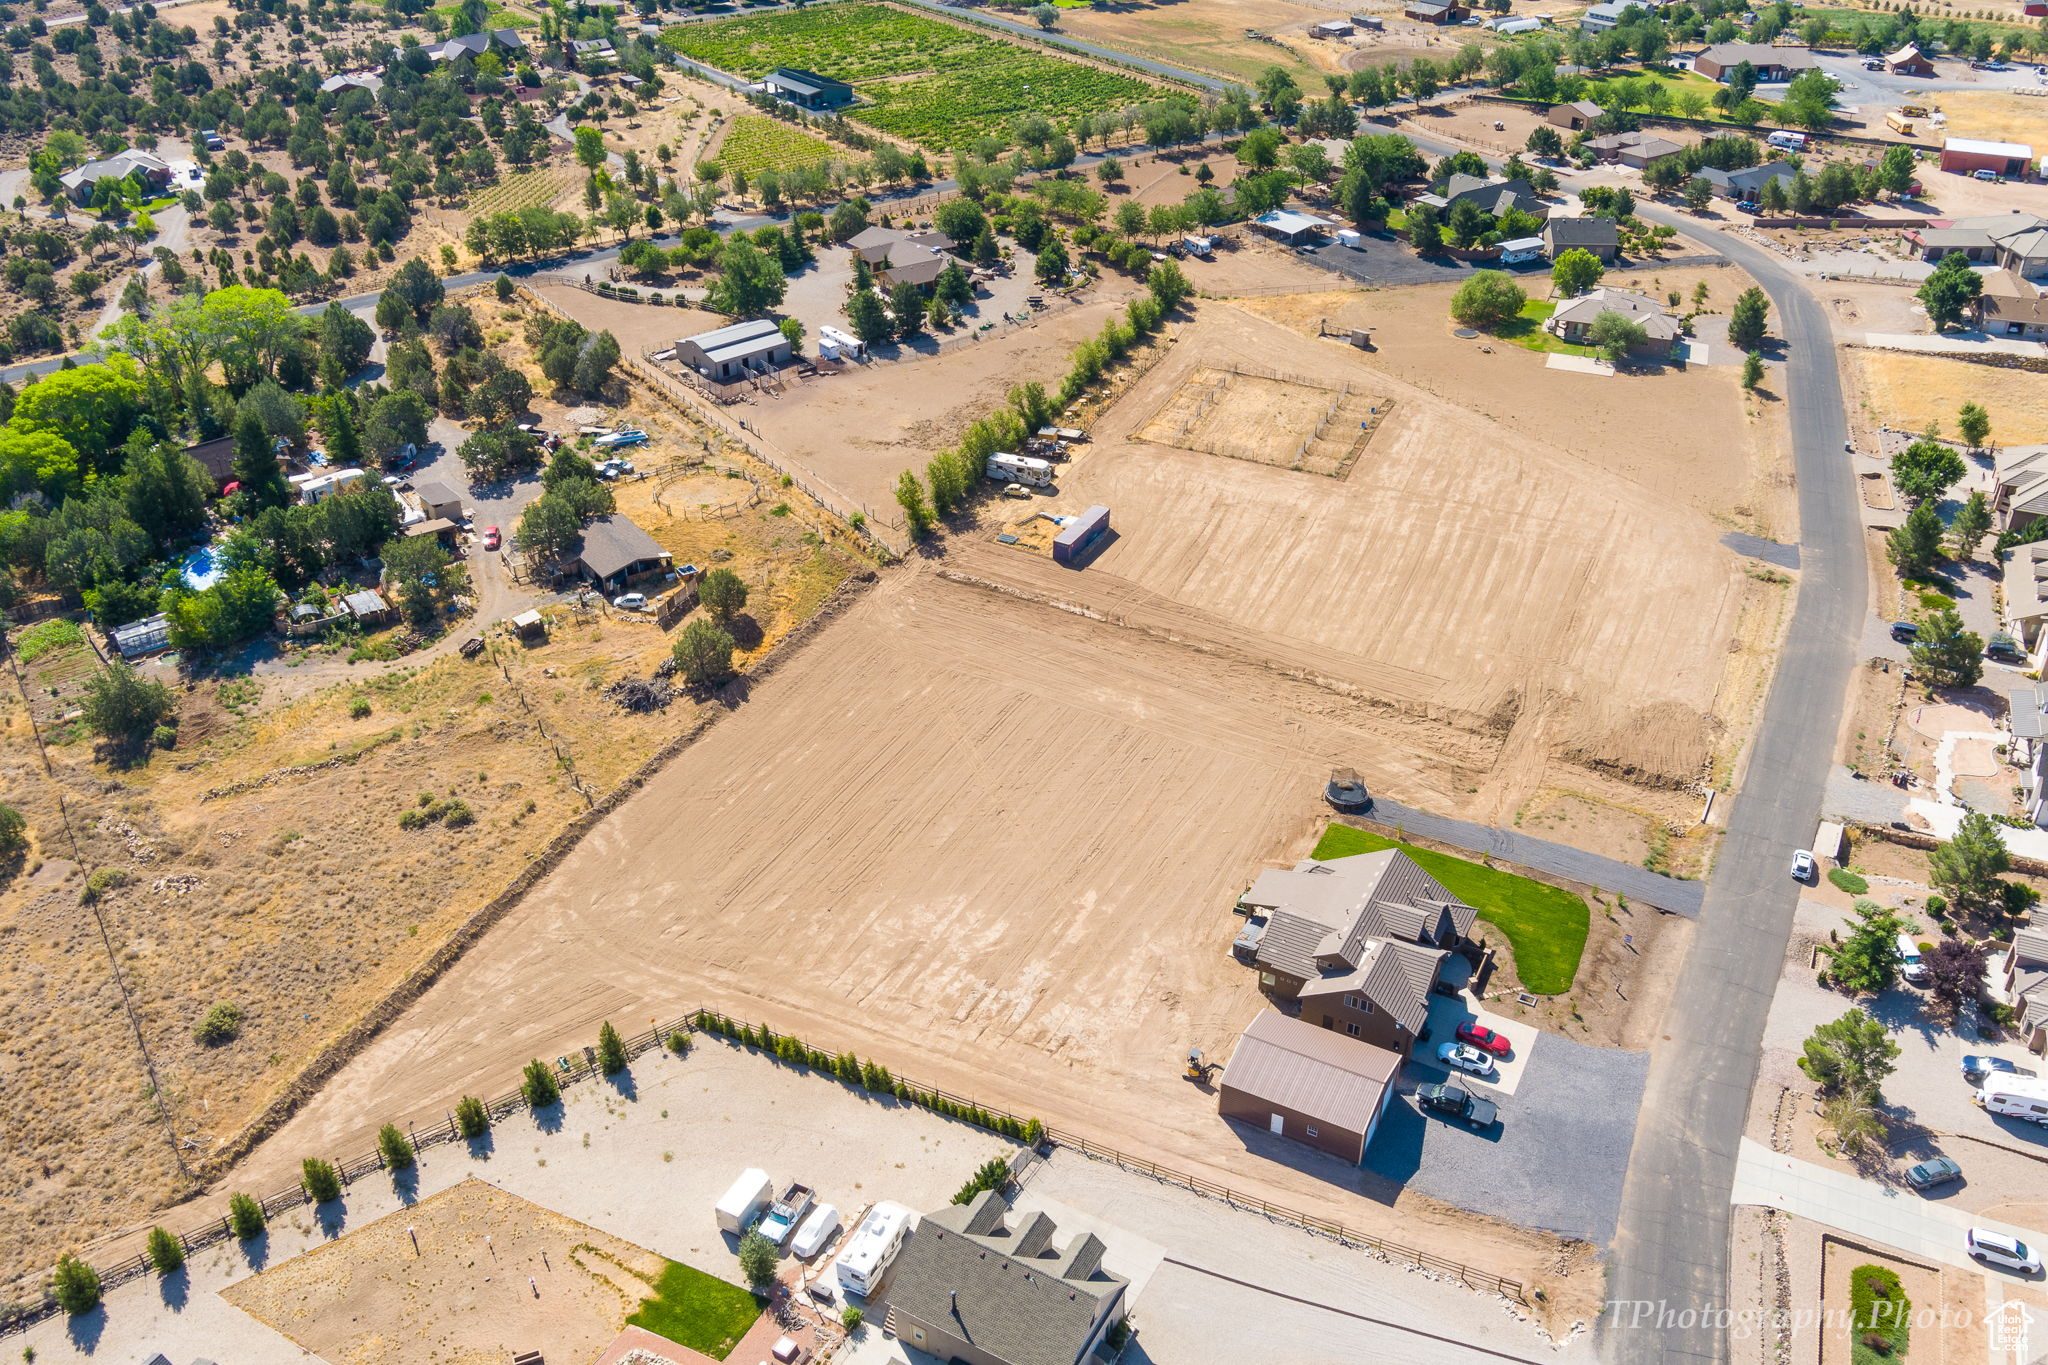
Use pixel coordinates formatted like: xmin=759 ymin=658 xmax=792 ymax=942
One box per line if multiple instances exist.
xmin=1311 ymin=824 xmax=1590 ymax=994
xmin=714 ymin=114 xmax=835 ymax=176
xmin=1495 ymin=299 xmax=1600 ymax=359
xmin=625 ymin=1260 xmax=761 ymax=1360
xmin=663 ymin=2 xmax=1178 ymax=149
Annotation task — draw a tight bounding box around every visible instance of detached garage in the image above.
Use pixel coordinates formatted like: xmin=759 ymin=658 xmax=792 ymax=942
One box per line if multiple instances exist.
xmin=1941 ymin=137 xmax=2033 ymax=179
xmin=1217 ymin=1010 xmax=1402 ymax=1165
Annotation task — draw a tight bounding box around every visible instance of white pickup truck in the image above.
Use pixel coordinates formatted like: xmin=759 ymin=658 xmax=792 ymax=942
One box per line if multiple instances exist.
xmin=759 ymin=1181 xmax=815 ymax=1245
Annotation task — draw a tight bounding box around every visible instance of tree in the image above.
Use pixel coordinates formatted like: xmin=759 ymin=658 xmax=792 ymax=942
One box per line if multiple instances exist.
xmin=1951 ymin=489 xmax=1993 ymax=561
xmin=1890 ymin=439 xmax=1966 ymax=505
xmin=1957 ymin=401 xmax=1991 ymax=451
xmin=1929 ymin=812 xmax=2011 ymax=919
xmin=672 ymin=619 xmax=737 ymax=687
xmin=1148 ymin=259 xmax=1191 ymax=312
xmin=146 ymin=1227 xmax=184 ymax=1275
xmin=301 ymin=1158 xmax=342 ymax=1203
xmin=1820 ymin=1085 xmax=1887 ymax=1158
xmin=1588 ymin=310 xmax=1649 ymax=365
xmin=574 ymin=331 xmax=623 ymax=395
xmin=888 ymin=281 xmax=926 ymax=339
xmin=455 ymin=1095 xmax=490 ymax=1139
xmin=1550 ymin=248 xmax=1604 ymax=299
xmin=228 ymin=1192 xmax=266 ymax=1239
xmin=706 ymin=238 xmax=786 ymax=317
xmin=50 ymin=1253 xmax=101 ymax=1315
xmin=1878 ymin=143 xmax=1918 ymax=198
xmin=847 ymin=288 xmax=893 ymax=347
xmin=1798 ymin=1007 xmax=1900 ymax=1095
xmin=517 ymin=494 xmax=580 ymax=562
xmin=1918 ymin=252 xmax=1983 ymax=332
xmin=597 ymin=1020 xmax=629 ymax=1073
xmin=1449 ymin=271 xmax=1526 ymax=331
xmin=1886 ymin=500 xmax=1945 ymax=577
xmin=1035 ymin=237 xmax=1070 ymax=286
xmin=574 ymin=126 xmax=606 ymax=171
xmin=1827 ymin=899 xmax=1906 ymax=994
xmin=1727 ymin=286 xmax=1770 ymax=352
xmin=81 ymin=662 xmax=176 ymax=750
xmin=1030 ymin=2 xmax=1057 ymax=28
xmin=521 ymin=1057 xmax=561 ymax=1108
xmin=0 ymin=803 xmax=24 ymax=861
xmin=377 ymin=1123 xmax=415 ymax=1171
xmin=1923 ymin=937 xmax=1987 ymax=1024
xmin=387 ymin=256 xmax=445 ymax=324
xmin=896 ymin=469 xmax=934 ymax=538
xmin=1742 ymin=351 xmax=1765 ymax=391
xmin=737 ymin=1230 xmax=779 ymax=1288
xmin=232 ymin=414 xmax=291 ymax=511
xmin=934 ymin=261 xmax=973 ymax=309
xmin=1910 ymin=607 xmax=1983 ymax=689
xmin=698 ymin=567 xmax=748 ymax=623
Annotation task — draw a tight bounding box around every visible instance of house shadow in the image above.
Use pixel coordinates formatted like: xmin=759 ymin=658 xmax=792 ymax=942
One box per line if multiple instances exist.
xmin=66 ymin=1304 xmax=106 ymax=1354
xmin=1217 ymin=1113 xmax=1412 ymax=1210
xmin=159 ymin=1266 xmax=190 ymax=1312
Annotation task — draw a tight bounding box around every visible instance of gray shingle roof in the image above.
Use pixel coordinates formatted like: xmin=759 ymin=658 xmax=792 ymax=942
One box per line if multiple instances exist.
xmin=1246 ymin=851 xmax=1470 ymax=1018
xmin=573 ymin=514 xmax=669 ymax=581
xmin=886 ymin=1191 xmax=1125 ymax=1365
xmin=1220 ymin=1010 xmax=1401 ymax=1134
xmin=1546 ymin=216 xmax=1619 ymax=248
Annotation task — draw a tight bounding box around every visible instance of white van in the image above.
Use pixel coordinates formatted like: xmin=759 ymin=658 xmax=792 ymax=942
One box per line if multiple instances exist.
xmin=1975 ymin=1075 xmax=2048 ymax=1124
xmin=1897 ymin=934 xmax=1928 ymax=985
xmin=832 ymin=1201 xmax=915 ymax=1298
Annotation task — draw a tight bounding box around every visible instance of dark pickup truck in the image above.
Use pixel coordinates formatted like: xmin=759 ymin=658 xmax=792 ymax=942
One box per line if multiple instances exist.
xmin=1418 ymin=1080 xmax=1497 ymax=1129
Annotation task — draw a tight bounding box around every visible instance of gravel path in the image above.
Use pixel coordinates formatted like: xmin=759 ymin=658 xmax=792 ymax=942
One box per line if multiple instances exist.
xmin=1358 ymin=800 xmax=1707 ymax=916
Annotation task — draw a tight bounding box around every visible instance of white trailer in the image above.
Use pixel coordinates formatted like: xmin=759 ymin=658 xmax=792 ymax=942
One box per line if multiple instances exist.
xmin=832 ymin=1201 xmax=916 ymax=1298
xmin=715 ymin=1168 xmax=774 ymax=1236
xmin=987 ymin=452 xmax=1054 ymax=488
xmin=1336 ymin=228 xmax=1363 ymax=249
xmin=1976 ymin=1076 xmax=2048 ymax=1123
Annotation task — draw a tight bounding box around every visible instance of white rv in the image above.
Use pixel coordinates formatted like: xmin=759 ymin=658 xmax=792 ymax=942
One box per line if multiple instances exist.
xmin=832 ymin=1201 xmax=916 ymax=1297
xmin=986 ymin=452 xmax=1053 ymax=488
xmin=1975 ymin=1075 xmax=2048 ymax=1124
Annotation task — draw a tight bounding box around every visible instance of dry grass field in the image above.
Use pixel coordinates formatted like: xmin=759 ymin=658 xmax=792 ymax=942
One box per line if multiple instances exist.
xmin=1849 ymin=348 xmax=2048 ymax=446
xmin=1926 ymin=89 xmax=2048 ymax=159
xmin=224 ymin=1179 xmax=670 ymax=1365
xmin=1136 ymin=363 xmax=1387 ymax=476
xmin=0 ymin=363 xmax=868 ymax=1296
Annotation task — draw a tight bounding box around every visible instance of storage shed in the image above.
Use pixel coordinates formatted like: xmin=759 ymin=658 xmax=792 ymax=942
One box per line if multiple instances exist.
xmin=1941 ymin=138 xmax=2034 ymax=179
xmin=342 ymin=589 xmax=396 ymax=626
xmin=675 ymin=318 xmax=793 ymax=383
xmin=413 ymin=480 xmax=464 ymax=524
xmin=111 ymin=613 xmax=171 ymax=658
xmin=1312 ymin=19 xmax=1353 ymax=36
xmin=1217 ymin=1011 xmax=1402 ymax=1165
xmin=1053 ymin=505 xmax=1111 ymax=566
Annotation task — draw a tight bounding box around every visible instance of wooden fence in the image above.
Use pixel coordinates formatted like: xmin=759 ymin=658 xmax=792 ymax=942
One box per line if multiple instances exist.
xmin=0 ymin=1001 xmax=1524 ymax=1338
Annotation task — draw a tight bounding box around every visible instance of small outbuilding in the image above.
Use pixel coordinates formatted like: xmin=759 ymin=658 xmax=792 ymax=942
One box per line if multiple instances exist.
xmin=1884 ymin=43 xmax=1934 ymax=76
xmin=1312 ymin=19 xmax=1354 ymax=36
xmin=413 ymin=480 xmax=464 ymax=524
xmin=675 ymin=317 xmax=793 ymax=383
xmin=111 ymin=613 xmax=172 ymax=658
xmin=342 ymin=589 xmax=396 ymax=626
xmin=1053 ymin=505 xmax=1111 ymax=566
xmin=1251 ymin=209 xmax=1336 ymax=245
xmin=1941 ymin=137 xmax=2034 ymax=179
xmin=1548 ymin=99 xmax=1604 ymax=131
xmin=1403 ymin=0 xmax=1467 ymax=23
xmin=762 ymin=67 xmax=854 ymax=110
xmin=1217 ymin=1011 xmax=1402 ymax=1165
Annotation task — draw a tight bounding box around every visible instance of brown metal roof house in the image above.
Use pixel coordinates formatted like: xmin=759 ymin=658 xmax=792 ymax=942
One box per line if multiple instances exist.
xmin=182 ymin=436 xmax=238 ymax=490
xmin=1238 ymin=849 xmax=1471 ymax=1054
xmin=1218 ymin=1010 xmax=1403 ymax=1164
xmin=570 ymin=514 xmax=674 ymax=592
xmin=885 ymin=1190 xmax=1128 ymax=1365
xmin=1403 ymin=0 xmax=1468 ymax=22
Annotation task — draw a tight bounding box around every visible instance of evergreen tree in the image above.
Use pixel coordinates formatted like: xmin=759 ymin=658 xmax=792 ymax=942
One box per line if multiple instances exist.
xmin=1726 ymin=286 xmax=1771 ymax=352
xmin=597 ymin=1020 xmax=628 ymax=1073
xmin=1909 ymin=607 xmax=1983 ymax=688
xmin=1741 ymin=351 xmax=1764 ymax=390
xmin=1885 ymin=499 xmax=1944 ymax=576
xmin=232 ymin=414 xmax=291 ymax=509
xmin=1950 ymin=489 xmax=1993 ymax=560
xmin=146 ymin=1227 xmax=184 ymax=1274
xmin=1929 ymin=811 xmax=2011 ymax=918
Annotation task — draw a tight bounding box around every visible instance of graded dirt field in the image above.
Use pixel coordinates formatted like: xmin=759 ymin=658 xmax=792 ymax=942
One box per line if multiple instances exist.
xmin=1848 ymin=346 xmax=2048 ymax=446
xmin=223 ymin=1179 xmax=678 ymax=1365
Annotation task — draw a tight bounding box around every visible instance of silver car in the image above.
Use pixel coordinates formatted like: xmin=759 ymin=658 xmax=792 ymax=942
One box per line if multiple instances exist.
xmin=1437 ymin=1042 xmax=1495 ymax=1078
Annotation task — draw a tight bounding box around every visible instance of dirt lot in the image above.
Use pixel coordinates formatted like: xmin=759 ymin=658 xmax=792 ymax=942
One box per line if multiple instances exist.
xmin=223 ymin=1179 xmax=675 ymax=1365
xmin=1930 ymin=89 xmax=2048 ymax=159
xmin=1847 ymin=347 xmax=2048 ymax=446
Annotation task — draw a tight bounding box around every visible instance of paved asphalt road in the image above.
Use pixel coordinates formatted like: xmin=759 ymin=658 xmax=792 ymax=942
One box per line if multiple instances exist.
xmin=1598 ymin=213 xmax=1864 ymax=1365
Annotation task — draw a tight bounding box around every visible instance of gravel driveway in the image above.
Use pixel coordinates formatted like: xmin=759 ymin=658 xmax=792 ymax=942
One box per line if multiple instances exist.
xmin=1366 ymin=1034 xmax=1650 ymax=1245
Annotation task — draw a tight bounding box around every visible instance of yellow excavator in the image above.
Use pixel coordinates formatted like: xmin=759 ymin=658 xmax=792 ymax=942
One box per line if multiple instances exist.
xmin=1184 ymin=1049 xmax=1220 ymax=1083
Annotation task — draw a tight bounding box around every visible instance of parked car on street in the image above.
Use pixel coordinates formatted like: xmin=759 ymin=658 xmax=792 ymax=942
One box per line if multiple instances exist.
xmin=1418 ymin=1080 xmax=1497 ymax=1129
xmin=1790 ymin=850 xmax=1815 ymax=882
xmin=1963 ymin=1055 xmax=2018 ymax=1082
xmin=1904 ymin=1156 xmax=1962 ymax=1189
xmin=1455 ymin=1022 xmax=1512 ymax=1056
xmin=1437 ymin=1042 xmax=1495 ymax=1078
xmin=1967 ymin=1228 xmax=2042 ymax=1274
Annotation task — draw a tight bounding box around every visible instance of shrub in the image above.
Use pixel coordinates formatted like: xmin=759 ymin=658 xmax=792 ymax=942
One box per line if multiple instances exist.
xmin=49 ymin=1253 xmax=100 ymax=1315
xmin=1925 ymin=895 xmax=1946 ymax=916
xmin=597 ymin=1020 xmax=629 ymax=1073
xmin=0 ymin=802 xmax=26 ymax=859
xmin=228 ymin=1192 xmax=266 ymax=1239
xmin=1828 ymin=867 xmax=1869 ymax=895
xmin=439 ymin=798 xmax=474 ymax=828
xmin=378 ymin=1123 xmax=415 ymax=1171
xmin=397 ymin=807 xmax=432 ymax=830
xmin=146 ymin=1226 xmax=184 ymax=1275
xmin=192 ymin=1000 xmax=244 ymax=1045
xmin=522 ymin=1057 xmax=561 ymax=1108
xmin=455 ymin=1094 xmax=490 ymax=1138
xmin=1849 ymin=1263 xmax=1910 ymax=1358
xmin=350 ymin=696 xmax=372 ymax=718
xmin=667 ymin=1029 xmax=691 ymax=1056
xmin=152 ymin=723 xmax=178 ymax=750
xmin=302 ymin=1157 xmax=342 ymax=1203
xmin=842 ymin=1306 xmax=864 ymax=1330
xmin=952 ymin=1156 xmax=1012 ymax=1205
xmin=737 ymin=1230 xmax=779 ymax=1289
xmin=79 ymin=867 xmax=128 ymax=903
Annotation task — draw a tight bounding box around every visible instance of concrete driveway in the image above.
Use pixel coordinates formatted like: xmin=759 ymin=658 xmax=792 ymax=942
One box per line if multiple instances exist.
xmin=1367 ymin=1032 xmax=1648 ymax=1244
xmin=1413 ymin=992 xmax=1538 ymax=1097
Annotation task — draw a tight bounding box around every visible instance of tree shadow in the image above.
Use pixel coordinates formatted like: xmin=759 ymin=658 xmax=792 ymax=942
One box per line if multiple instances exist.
xmin=606 ymin=1065 xmax=639 ymax=1102
xmin=467 ymin=1127 xmax=497 ymax=1161
xmin=314 ymin=1198 xmax=348 ymax=1239
xmin=239 ymin=1228 xmax=271 ymax=1271
xmin=159 ymin=1266 xmax=190 ymax=1312
xmin=726 ymin=613 xmax=764 ymax=650
xmin=65 ymin=1304 xmax=106 ymax=1354
xmin=531 ymin=1098 xmax=567 ymax=1135
xmin=393 ymin=1164 xmax=422 ymax=1206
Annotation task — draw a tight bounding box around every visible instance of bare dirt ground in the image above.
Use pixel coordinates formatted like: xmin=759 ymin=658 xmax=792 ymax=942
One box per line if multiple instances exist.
xmin=223 ymin=1179 xmax=673 ymax=1365
xmin=1848 ymin=347 xmax=2048 ymax=446
xmin=1042 ymin=0 xmax=1339 ymax=84
xmin=1930 ymin=89 xmax=2048 ymax=158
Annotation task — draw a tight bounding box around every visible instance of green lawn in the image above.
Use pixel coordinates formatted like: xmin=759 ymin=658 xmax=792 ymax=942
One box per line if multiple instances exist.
xmin=1492 ymin=299 xmax=1600 ymax=359
xmin=625 ymin=1260 xmax=761 ymax=1360
xmin=1310 ymin=824 xmax=1590 ymax=994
